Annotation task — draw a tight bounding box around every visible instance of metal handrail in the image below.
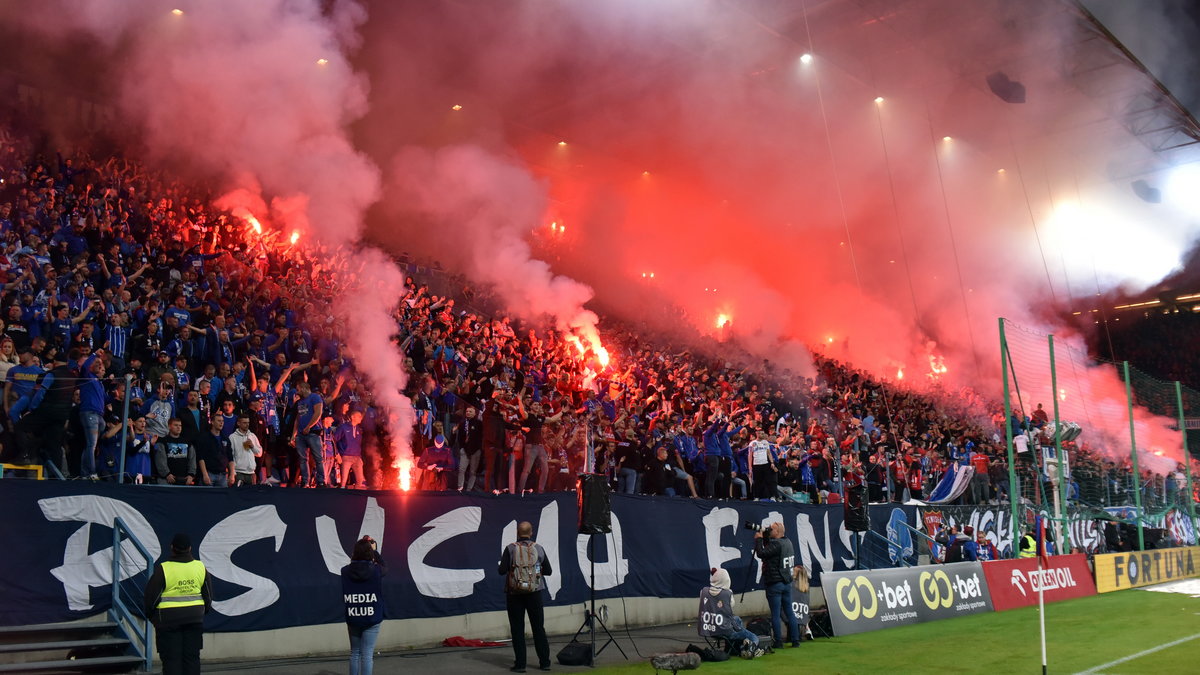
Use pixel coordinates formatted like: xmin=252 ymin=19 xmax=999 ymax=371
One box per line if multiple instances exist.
xmin=861 ymin=530 xmax=913 ymax=568
xmin=898 ymin=521 xmax=939 ymax=558
xmin=110 ymin=517 xmax=154 ymax=672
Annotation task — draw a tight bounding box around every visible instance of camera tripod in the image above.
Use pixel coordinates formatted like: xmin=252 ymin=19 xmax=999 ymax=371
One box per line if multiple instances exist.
xmin=570 ymin=534 xmax=627 ymax=665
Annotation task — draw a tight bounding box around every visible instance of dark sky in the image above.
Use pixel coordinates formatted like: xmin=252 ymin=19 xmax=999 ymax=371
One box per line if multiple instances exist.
xmin=1084 ymin=0 xmax=1200 ymax=122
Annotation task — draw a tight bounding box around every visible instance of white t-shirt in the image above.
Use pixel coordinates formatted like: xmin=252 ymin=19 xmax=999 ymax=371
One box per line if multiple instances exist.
xmin=1014 ymin=434 xmax=1029 ymax=454
xmin=750 ymin=440 xmax=772 ymax=466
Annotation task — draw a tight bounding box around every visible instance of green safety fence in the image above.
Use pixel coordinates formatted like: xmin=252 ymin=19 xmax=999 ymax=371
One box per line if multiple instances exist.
xmin=999 ymin=318 xmax=1198 ymax=553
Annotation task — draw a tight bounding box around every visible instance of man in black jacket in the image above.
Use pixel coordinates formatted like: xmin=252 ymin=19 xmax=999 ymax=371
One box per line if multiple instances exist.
xmin=143 ymin=533 xmax=212 ymax=675
xmin=455 ymin=405 xmax=483 ymax=491
xmin=753 ymin=522 xmax=800 ymax=649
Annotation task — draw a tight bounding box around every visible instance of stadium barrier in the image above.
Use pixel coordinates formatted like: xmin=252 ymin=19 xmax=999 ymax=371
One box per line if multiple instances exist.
xmin=1092 ymin=546 xmax=1200 ymax=593
xmin=0 ymin=480 xmax=915 ymax=632
xmin=918 ymin=505 xmax=1199 ymax=558
xmin=980 ymin=554 xmax=1096 ymax=611
xmin=823 ymin=562 xmax=994 ymax=636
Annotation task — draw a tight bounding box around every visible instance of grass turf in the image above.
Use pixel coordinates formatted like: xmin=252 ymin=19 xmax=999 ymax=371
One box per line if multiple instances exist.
xmin=594 ymin=589 xmax=1200 ymax=674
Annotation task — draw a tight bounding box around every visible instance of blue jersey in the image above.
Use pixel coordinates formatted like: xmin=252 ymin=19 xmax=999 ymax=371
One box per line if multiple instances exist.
xmin=296 ymin=392 xmax=323 ymax=432
xmin=6 ymin=364 xmax=44 ymax=399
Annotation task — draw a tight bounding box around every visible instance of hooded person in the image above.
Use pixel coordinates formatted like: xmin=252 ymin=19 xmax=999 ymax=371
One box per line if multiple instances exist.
xmin=697 ymin=568 xmax=764 ymax=659
xmin=342 ymin=536 xmax=386 ymax=675
xmin=417 ymin=433 xmax=455 ymax=490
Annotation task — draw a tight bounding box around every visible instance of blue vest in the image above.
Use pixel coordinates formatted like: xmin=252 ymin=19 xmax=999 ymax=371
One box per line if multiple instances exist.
xmin=342 ymin=561 xmax=384 ymax=626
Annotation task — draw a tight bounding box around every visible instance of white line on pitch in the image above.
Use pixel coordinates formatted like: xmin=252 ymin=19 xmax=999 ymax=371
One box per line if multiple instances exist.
xmin=1074 ymin=632 xmax=1200 ymax=675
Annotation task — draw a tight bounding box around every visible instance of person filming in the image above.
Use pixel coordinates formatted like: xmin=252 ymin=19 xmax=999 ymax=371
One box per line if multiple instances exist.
xmin=342 ymin=536 xmax=386 ymax=675
xmin=753 ymin=522 xmax=800 ymax=649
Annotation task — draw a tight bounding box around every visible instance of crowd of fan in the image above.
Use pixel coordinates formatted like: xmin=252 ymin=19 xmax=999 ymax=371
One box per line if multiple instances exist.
xmin=0 ymin=127 xmax=1195 ymax=510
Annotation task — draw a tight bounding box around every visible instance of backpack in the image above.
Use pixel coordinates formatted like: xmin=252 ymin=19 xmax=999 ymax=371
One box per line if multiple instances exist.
xmin=945 ymin=540 xmax=964 ymax=564
xmin=746 ymin=617 xmax=772 ymax=636
xmin=506 ymin=541 xmax=542 ymax=594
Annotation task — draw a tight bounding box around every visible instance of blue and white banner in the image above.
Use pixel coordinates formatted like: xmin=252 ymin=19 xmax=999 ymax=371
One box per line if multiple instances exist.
xmin=0 ymin=482 xmax=916 ymax=632
xmin=923 ymin=464 xmax=974 ymax=504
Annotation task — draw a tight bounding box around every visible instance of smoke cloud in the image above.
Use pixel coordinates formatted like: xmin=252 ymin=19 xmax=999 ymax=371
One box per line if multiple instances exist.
xmin=0 ymin=0 xmax=415 ymax=471
xmin=2 ymin=0 xmax=1195 ymax=469
xmin=385 ymin=145 xmax=602 ymax=348
xmin=351 ymin=0 xmax=1197 ymax=464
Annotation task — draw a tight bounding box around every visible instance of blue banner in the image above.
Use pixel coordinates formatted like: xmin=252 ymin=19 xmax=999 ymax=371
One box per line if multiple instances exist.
xmin=0 ymin=482 xmax=915 ymax=632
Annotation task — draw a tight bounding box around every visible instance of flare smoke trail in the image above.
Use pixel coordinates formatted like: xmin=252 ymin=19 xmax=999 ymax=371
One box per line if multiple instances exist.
xmin=0 ymin=0 xmax=415 ymax=473
xmin=3 ymin=0 xmax=1197 ymax=471
xmin=351 ymin=0 xmax=1200 ymax=468
xmin=386 ymin=145 xmax=604 ymax=351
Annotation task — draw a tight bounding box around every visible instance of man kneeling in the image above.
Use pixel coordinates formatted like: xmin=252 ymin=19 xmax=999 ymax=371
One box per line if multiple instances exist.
xmin=698 ymin=568 xmax=763 ymax=659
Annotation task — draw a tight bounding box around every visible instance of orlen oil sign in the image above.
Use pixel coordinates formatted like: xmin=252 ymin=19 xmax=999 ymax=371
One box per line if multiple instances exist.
xmin=822 ymin=562 xmax=994 ymax=636
xmin=981 ymin=554 xmax=1096 ymax=611
xmin=1093 ymin=546 xmax=1200 ymax=593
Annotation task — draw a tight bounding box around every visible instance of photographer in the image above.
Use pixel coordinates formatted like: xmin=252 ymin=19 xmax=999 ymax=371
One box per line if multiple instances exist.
xmin=342 ymin=536 xmax=386 ymax=675
xmin=698 ymin=568 xmax=763 ymax=659
xmin=753 ymin=522 xmax=800 ymax=649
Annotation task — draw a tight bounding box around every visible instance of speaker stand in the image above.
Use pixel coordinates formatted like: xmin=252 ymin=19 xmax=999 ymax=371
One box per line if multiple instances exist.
xmin=570 ymin=534 xmax=627 ymax=666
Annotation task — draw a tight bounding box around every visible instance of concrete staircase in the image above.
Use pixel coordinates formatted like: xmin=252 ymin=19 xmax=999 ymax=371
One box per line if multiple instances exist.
xmin=0 ymin=621 xmax=145 ymax=673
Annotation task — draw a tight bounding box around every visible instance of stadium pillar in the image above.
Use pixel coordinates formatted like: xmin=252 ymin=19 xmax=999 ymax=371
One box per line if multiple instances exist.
xmin=1122 ymin=361 xmax=1145 ymax=551
xmin=1001 ymin=318 xmax=1019 ymax=556
xmin=1047 ymin=335 xmax=1070 ymax=553
xmin=1176 ymin=381 xmax=1198 ymax=544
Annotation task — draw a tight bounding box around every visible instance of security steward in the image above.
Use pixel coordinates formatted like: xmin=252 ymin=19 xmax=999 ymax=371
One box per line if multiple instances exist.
xmin=143 ymin=533 xmax=212 ymax=675
xmin=1018 ymin=528 xmax=1037 ymax=558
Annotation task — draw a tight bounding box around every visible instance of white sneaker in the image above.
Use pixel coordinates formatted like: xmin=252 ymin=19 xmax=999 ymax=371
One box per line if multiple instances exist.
xmin=739 ymin=639 xmax=755 ymax=659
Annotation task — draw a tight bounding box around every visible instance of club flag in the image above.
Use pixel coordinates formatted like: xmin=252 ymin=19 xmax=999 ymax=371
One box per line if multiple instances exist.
xmin=1036 ymin=515 xmax=1049 ymax=567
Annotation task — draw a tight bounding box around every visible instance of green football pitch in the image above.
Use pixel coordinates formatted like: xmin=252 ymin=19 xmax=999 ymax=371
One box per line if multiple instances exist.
xmin=594 ymin=589 xmax=1200 ymax=674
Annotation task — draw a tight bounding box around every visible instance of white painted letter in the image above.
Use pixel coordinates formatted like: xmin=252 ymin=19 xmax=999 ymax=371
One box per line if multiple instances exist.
xmin=409 ymin=506 xmax=485 ymax=599
xmin=200 ymin=505 xmax=287 ymax=616
xmin=40 ymin=496 xmax=161 ymax=612
xmin=316 ymin=497 xmax=386 ymax=574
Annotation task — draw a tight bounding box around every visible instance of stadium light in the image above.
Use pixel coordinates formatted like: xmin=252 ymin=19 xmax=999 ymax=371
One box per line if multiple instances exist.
xmin=172 ymin=8 xmax=184 ymax=16
xmin=316 ymin=58 xmax=329 ymax=66
xmin=874 ymin=96 xmax=884 ymax=104
xmin=800 ymin=53 xmax=813 ymax=65
xmin=451 ymin=104 xmax=463 ymax=111
xmin=1165 ymin=164 xmax=1200 ymax=213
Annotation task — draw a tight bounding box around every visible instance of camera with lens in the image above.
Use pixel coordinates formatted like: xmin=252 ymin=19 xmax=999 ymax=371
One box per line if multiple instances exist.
xmin=744 ymin=521 xmax=769 ymax=535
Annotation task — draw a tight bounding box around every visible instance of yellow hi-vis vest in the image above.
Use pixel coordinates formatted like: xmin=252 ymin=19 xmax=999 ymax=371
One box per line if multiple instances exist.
xmin=157 ymin=560 xmax=206 ymax=610
xmin=1017 ymin=534 xmax=1037 ymax=558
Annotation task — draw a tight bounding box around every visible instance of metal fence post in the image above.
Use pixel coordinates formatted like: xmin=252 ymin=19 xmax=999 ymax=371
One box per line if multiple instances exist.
xmin=118 ymin=374 xmax=133 ymax=485
xmin=1048 ymin=335 xmax=1070 ymax=553
xmin=1176 ymin=381 xmax=1197 ymax=544
xmin=1001 ymin=318 xmax=1019 ymax=556
xmin=1122 ymin=361 xmax=1145 ymax=551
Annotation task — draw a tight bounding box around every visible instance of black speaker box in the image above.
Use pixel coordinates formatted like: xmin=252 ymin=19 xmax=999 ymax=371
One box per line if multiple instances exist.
xmin=844 ymin=485 xmax=869 ymax=532
xmin=577 ymin=473 xmax=612 ymax=534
